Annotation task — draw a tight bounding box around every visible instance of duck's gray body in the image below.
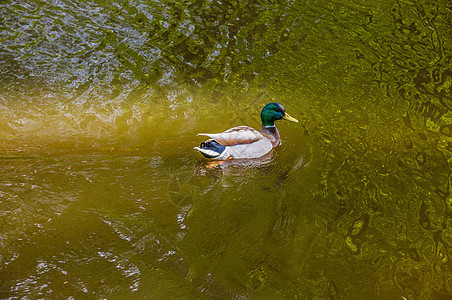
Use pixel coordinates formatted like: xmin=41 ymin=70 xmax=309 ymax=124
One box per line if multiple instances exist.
xmin=194 ymin=126 xmax=279 ymax=160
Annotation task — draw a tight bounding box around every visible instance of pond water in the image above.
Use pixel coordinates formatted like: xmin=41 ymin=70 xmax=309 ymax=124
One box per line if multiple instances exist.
xmin=1 ymin=0 xmax=452 ymax=299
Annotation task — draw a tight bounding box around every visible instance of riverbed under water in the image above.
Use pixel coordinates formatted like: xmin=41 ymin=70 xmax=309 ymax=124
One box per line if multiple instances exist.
xmin=1 ymin=0 xmax=452 ymax=299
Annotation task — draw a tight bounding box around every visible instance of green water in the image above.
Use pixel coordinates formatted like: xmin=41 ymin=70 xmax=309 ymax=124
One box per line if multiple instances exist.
xmin=1 ymin=0 xmax=452 ymax=298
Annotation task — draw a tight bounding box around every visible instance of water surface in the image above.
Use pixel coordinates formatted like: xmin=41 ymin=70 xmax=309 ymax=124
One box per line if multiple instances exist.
xmin=1 ymin=0 xmax=452 ymax=298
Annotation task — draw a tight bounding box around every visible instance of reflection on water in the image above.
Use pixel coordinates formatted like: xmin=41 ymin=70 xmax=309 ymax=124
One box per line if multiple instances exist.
xmin=1 ymin=0 xmax=452 ymax=298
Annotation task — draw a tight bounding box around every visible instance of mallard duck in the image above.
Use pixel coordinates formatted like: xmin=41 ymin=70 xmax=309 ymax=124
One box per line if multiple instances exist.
xmin=194 ymin=103 xmax=298 ymax=160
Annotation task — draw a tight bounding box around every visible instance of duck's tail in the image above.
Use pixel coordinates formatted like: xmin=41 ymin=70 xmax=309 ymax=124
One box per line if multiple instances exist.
xmin=194 ymin=140 xmax=228 ymax=160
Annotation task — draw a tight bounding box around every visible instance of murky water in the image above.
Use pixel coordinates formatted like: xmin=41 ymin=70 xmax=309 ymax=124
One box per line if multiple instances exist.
xmin=1 ymin=0 xmax=452 ymax=298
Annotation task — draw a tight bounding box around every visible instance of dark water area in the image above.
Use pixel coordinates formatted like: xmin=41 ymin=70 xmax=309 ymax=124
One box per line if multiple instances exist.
xmin=1 ymin=0 xmax=452 ymax=299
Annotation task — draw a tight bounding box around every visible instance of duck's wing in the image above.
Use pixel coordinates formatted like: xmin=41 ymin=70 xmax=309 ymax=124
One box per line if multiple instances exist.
xmin=226 ymin=138 xmax=273 ymax=159
xmin=198 ymin=126 xmax=264 ymax=146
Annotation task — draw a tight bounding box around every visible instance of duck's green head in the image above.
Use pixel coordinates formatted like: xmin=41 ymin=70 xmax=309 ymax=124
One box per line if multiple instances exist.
xmin=261 ymin=102 xmax=298 ymax=127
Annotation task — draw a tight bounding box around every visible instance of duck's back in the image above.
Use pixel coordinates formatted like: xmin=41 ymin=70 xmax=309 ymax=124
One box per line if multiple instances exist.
xmin=198 ymin=126 xmax=263 ymax=146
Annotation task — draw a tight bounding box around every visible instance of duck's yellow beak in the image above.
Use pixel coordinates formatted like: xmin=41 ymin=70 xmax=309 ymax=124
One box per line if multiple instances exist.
xmin=283 ymin=113 xmax=298 ymax=122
